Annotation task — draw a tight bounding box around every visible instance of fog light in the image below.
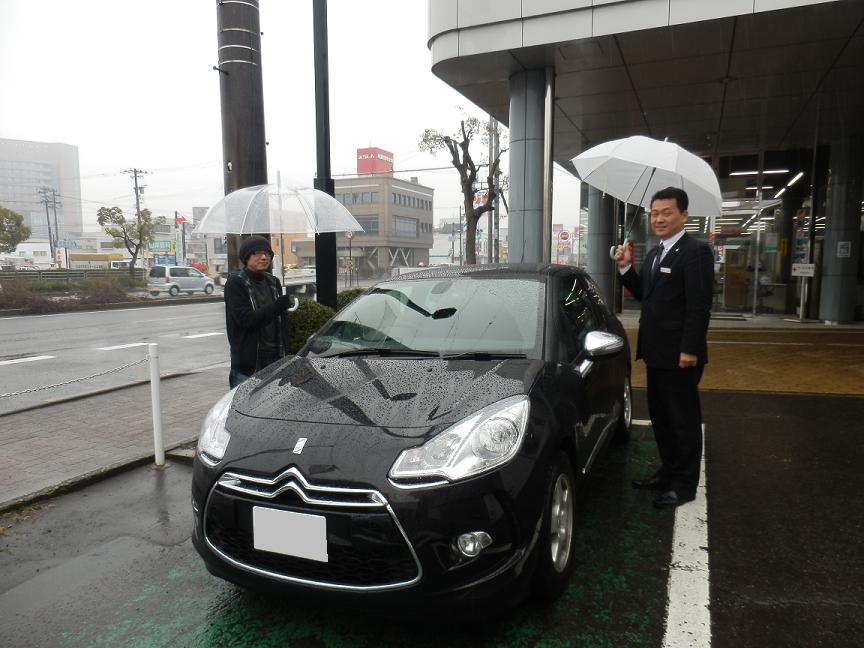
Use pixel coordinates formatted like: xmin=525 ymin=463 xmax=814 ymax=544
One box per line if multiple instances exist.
xmin=456 ymin=531 xmax=493 ymax=557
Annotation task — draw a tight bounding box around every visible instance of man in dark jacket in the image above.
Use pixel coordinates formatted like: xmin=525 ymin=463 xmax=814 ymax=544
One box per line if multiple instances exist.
xmin=224 ymin=236 xmax=294 ymax=388
xmin=614 ymin=187 xmax=714 ymax=508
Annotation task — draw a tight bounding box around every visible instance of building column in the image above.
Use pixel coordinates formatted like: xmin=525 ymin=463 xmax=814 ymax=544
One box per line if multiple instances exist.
xmin=819 ymin=136 xmax=863 ymax=323
xmin=587 ymin=187 xmax=616 ymax=305
xmin=779 ymin=193 xmax=802 ymax=313
xmin=508 ymin=70 xmax=546 ymax=263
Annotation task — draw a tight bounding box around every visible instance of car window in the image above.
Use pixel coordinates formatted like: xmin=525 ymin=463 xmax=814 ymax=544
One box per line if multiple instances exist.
xmin=189 ymin=269 xmax=203 ymax=278
xmin=558 ymin=273 xmax=600 ymax=359
xmin=149 ymin=266 xmax=165 ymax=278
xmin=171 ymin=267 xmax=189 ymax=278
xmin=307 ymin=276 xmax=545 ymax=358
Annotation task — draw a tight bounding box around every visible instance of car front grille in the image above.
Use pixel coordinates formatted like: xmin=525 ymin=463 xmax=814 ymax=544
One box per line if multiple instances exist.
xmin=203 ymin=467 xmax=422 ymax=591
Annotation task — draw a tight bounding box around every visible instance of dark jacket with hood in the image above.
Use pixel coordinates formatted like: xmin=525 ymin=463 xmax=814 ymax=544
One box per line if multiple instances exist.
xmin=224 ymin=268 xmax=291 ymax=376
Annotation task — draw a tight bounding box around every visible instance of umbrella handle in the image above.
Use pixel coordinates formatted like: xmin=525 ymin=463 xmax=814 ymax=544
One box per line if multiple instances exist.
xmin=288 ymin=297 xmax=299 ymax=312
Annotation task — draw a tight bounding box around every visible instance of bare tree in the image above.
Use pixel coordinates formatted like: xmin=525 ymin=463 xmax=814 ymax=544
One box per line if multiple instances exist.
xmin=419 ymin=117 xmax=506 ymax=264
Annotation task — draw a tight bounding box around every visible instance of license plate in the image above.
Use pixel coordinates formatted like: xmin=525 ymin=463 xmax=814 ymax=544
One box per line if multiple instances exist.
xmin=252 ymin=506 xmax=328 ymax=562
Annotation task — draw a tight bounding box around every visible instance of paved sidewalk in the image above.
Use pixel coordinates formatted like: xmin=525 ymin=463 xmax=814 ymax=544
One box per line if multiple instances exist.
xmin=0 ymin=366 xmax=229 ymax=512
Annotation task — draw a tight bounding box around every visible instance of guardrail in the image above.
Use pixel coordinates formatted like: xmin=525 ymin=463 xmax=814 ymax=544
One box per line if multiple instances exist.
xmin=0 ymin=269 xmax=147 ymax=282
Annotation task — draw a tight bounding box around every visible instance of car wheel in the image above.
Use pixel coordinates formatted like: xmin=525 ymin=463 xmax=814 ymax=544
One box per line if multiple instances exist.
xmin=204 ymin=284 xmax=214 ymax=295
xmin=533 ymin=451 xmax=576 ymax=602
xmin=612 ymin=374 xmax=632 ymax=444
xmin=168 ymin=285 xmax=180 ymax=296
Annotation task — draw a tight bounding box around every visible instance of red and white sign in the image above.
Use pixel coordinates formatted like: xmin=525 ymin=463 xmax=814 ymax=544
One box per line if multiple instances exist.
xmin=345 ymin=231 xmax=355 ymax=241
xmin=558 ymin=231 xmax=570 ymax=242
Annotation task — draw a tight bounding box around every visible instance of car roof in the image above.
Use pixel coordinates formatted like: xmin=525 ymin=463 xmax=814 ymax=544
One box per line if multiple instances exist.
xmin=386 ymin=263 xmax=587 ymax=282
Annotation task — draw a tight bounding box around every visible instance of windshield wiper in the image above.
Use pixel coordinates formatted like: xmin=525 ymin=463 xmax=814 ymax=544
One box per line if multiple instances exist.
xmin=441 ymin=352 xmax=528 ymax=360
xmin=320 ymin=348 xmax=442 ymax=359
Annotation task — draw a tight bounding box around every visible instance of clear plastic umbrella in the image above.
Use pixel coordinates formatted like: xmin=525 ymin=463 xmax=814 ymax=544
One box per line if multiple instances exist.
xmin=194 ymin=183 xmax=364 ymax=236
xmin=572 ymin=135 xmax=722 ymax=217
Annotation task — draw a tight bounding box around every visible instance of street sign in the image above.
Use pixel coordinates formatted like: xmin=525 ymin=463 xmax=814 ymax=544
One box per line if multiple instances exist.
xmin=559 ymin=231 xmax=570 ymax=242
xmin=791 ymin=263 xmax=815 ymax=277
xmin=345 ymin=231 xmax=354 ymax=241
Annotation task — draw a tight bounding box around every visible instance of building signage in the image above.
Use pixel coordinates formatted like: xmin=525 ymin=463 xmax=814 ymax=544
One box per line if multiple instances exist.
xmin=791 ymin=263 xmax=815 ymax=277
xmin=837 ymin=241 xmax=851 ymax=258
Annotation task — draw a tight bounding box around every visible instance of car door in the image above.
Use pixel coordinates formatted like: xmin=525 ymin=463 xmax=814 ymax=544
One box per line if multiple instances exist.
xmin=171 ymin=267 xmax=189 ymax=290
xmin=187 ymin=268 xmax=206 ymax=291
xmin=554 ymin=272 xmax=611 ymax=472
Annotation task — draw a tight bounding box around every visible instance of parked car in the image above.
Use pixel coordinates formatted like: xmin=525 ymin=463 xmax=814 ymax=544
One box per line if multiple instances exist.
xmin=213 ymin=271 xmax=232 ymax=286
xmin=191 ymin=264 xmax=631 ymax=610
xmin=147 ymin=265 xmax=215 ymax=296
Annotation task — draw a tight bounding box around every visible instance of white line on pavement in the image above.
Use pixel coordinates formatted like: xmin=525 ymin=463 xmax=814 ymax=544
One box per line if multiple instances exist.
xmin=663 ymin=423 xmax=711 ymax=648
xmin=183 ymin=332 xmax=224 ymax=339
xmin=0 ymin=355 xmax=56 ymax=366
xmin=97 ymin=343 xmax=149 ymax=351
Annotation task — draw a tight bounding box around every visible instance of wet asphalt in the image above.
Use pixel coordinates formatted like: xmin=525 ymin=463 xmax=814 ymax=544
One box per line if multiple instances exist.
xmin=0 ymin=390 xmax=861 ymax=647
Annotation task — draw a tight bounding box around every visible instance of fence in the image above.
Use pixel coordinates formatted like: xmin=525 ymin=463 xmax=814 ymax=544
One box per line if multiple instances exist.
xmin=0 ymin=345 xmax=167 ymax=466
xmin=0 ymin=269 xmax=147 ymax=283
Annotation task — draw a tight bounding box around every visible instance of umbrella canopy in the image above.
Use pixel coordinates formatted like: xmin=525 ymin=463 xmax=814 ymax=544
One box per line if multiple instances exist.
xmin=194 ymin=184 xmax=364 ymax=235
xmin=572 ymin=136 xmax=722 ymax=217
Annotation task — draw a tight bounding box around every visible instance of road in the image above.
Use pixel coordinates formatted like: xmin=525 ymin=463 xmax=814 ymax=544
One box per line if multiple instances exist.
xmin=0 ymin=302 xmax=229 ymax=413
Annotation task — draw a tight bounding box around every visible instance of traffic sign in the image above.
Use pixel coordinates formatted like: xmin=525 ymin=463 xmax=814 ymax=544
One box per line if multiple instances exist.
xmin=345 ymin=231 xmax=355 ymax=241
xmin=559 ymin=231 xmax=570 ymax=242
xmin=791 ymin=263 xmax=815 ymax=277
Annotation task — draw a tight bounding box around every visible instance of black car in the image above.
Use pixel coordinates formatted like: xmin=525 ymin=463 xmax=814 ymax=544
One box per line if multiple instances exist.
xmin=192 ymin=264 xmax=631 ymax=609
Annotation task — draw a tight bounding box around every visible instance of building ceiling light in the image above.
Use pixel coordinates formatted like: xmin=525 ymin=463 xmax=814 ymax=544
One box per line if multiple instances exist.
xmin=786 ymin=171 xmax=804 ymax=187
xmin=746 ymin=186 xmax=774 ymax=190
xmin=774 ymin=187 xmax=787 ymax=199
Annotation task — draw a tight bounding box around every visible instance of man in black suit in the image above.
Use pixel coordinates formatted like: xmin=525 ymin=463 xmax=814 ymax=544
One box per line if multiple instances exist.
xmin=614 ymin=187 xmax=714 ymax=508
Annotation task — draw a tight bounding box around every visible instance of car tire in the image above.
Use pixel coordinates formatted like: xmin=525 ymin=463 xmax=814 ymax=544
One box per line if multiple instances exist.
xmin=533 ymin=450 xmax=576 ymax=602
xmin=168 ymin=285 xmax=180 ymax=296
xmin=612 ymin=374 xmax=632 ymax=445
xmin=204 ymin=284 xmax=214 ymax=295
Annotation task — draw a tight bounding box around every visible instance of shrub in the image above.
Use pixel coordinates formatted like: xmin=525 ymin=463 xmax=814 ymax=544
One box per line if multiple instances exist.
xmin=336 ymin=287 xmax=367 ymax=311
xmin=24 ymin=294 xmax=65 ymax=314
xmin=0 ymin=280 xmax=34 ymax=308
xmin=79 ymin=276 xmax=133 ymax=304
xmin=286 ymin=298 xmax=335 ymax=353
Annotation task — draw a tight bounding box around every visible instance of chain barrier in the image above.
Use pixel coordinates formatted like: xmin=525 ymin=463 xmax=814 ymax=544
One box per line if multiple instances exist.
xmin=0 ymin=357 xmax=150 ymax=399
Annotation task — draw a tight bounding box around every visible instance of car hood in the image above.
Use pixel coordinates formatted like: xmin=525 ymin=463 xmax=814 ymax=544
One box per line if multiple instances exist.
xmin=231 ymin=355 xmax=544 ymax=433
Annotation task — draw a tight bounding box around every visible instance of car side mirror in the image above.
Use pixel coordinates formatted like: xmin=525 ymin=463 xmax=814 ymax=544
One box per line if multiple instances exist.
xmin=576 ymin=331 xmax=624 ymax=378
xmin=584 ymin=331 xmax=624 ymax=358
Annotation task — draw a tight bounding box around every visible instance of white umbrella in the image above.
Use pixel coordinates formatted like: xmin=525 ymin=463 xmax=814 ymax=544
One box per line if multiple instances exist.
xmin=572 ymin=135 xmax=722 ymax=217
xmin=194 ymin=183 xmax=364 ymax=236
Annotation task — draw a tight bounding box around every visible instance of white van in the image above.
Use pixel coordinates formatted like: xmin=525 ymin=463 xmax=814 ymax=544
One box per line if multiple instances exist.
xmin=147 ymin=265 xmax=215 ymax=296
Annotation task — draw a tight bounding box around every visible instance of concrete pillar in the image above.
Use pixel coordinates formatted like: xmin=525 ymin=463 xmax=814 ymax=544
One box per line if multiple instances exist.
xmin=779 ymin=193 xmax=802 ymax=313
xmin=819 ymin=136 xmax=862 ymax=323
xmin=587 ymin=187 xmax=616 ymax=305
xmin=508 ymin=70 xmax=545 ymax=263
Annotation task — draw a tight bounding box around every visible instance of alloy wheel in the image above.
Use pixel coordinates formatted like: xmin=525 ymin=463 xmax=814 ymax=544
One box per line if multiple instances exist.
xmin=549 ymin=472 xmax=573 ymax=573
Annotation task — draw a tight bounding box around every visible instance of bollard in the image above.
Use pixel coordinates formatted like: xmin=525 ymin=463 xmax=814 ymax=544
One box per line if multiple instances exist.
xmin=148 ymin=343 xmax=165 ymax=466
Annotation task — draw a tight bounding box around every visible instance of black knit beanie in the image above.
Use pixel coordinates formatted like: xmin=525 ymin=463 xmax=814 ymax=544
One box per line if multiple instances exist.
xmin=239 ymin=236 xmax=274 ymax=265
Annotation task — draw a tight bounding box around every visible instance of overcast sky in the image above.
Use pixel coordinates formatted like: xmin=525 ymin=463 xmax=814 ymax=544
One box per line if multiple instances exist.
xmin=1 ymin=0 xmax=580 ymax=234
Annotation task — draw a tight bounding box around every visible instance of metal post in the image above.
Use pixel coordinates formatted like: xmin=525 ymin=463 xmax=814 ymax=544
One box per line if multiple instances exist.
xmin=493 ymin=119 xmax=500 ymax=263
xmin=148 ymin=344 xmax=165 ymax=467
xmin=313 ymin=0 xmax=337 ymax=309
xmin=458 ymin=206 xmax=464 ymax=265
xmin=541 ymin=67 xmax=555 ymax=264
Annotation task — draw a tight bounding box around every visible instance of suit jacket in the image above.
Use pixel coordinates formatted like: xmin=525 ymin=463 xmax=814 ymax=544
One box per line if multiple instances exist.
xmin=620 ymin=233 xmax=714 ymax=369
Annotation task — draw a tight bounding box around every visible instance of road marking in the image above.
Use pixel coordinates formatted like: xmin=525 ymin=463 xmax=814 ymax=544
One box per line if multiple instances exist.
xmin=0 ymin=355 xmax=56 ymax=366
xmin=97 ymin=343 xmax=149 ymax=351
xmin=183 ymin=332 xmax=224 ymax=339
xmin=663 ymin=423 xmax=711 ymax=648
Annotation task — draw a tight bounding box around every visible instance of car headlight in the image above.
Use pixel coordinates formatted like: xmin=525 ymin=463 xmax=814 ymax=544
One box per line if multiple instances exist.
xmin=389 ymin=395 xmax=529 ymax=484
xmin=196 ymin=387 xmax=238 ymax=465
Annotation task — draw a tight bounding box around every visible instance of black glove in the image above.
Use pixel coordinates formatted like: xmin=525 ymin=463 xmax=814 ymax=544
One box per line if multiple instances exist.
xmin=276 ymin=294 xmax=293 ymax=311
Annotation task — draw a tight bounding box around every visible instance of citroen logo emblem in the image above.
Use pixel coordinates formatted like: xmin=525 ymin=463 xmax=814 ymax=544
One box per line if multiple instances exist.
xmin=292 ymin=437 xmax=308 ymax=455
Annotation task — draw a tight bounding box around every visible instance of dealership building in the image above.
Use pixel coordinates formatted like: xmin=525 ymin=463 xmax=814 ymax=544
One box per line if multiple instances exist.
xmin=427 ymin=0 xmax=863 ymax=321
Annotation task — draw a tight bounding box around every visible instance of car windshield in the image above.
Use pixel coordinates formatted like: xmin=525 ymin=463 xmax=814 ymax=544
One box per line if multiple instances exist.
xmin=304 ymin=276 xmax=545 ymax=359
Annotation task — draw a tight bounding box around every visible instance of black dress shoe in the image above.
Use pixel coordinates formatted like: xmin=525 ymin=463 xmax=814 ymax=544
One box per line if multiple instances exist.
xmin=652 ymin=490 xmax=695 ymax=509
xmin=631 ymin=473 xmax=669 ymax=490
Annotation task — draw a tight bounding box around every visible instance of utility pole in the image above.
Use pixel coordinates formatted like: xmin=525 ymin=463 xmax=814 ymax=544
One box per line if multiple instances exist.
xmin=122 ymin=168 xmax=148 ymax=268
xmin=487 ymin=115 xmax=494 ymax=264
xmin=38 ymin=187 xmax=55 ymax=260
xmin=492 ymin=120 xmax=500 ymax=263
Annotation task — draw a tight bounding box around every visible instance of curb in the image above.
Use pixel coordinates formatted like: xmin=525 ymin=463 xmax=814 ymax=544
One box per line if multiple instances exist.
xmin=0 ymin=436 xmax=198 ymax=515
